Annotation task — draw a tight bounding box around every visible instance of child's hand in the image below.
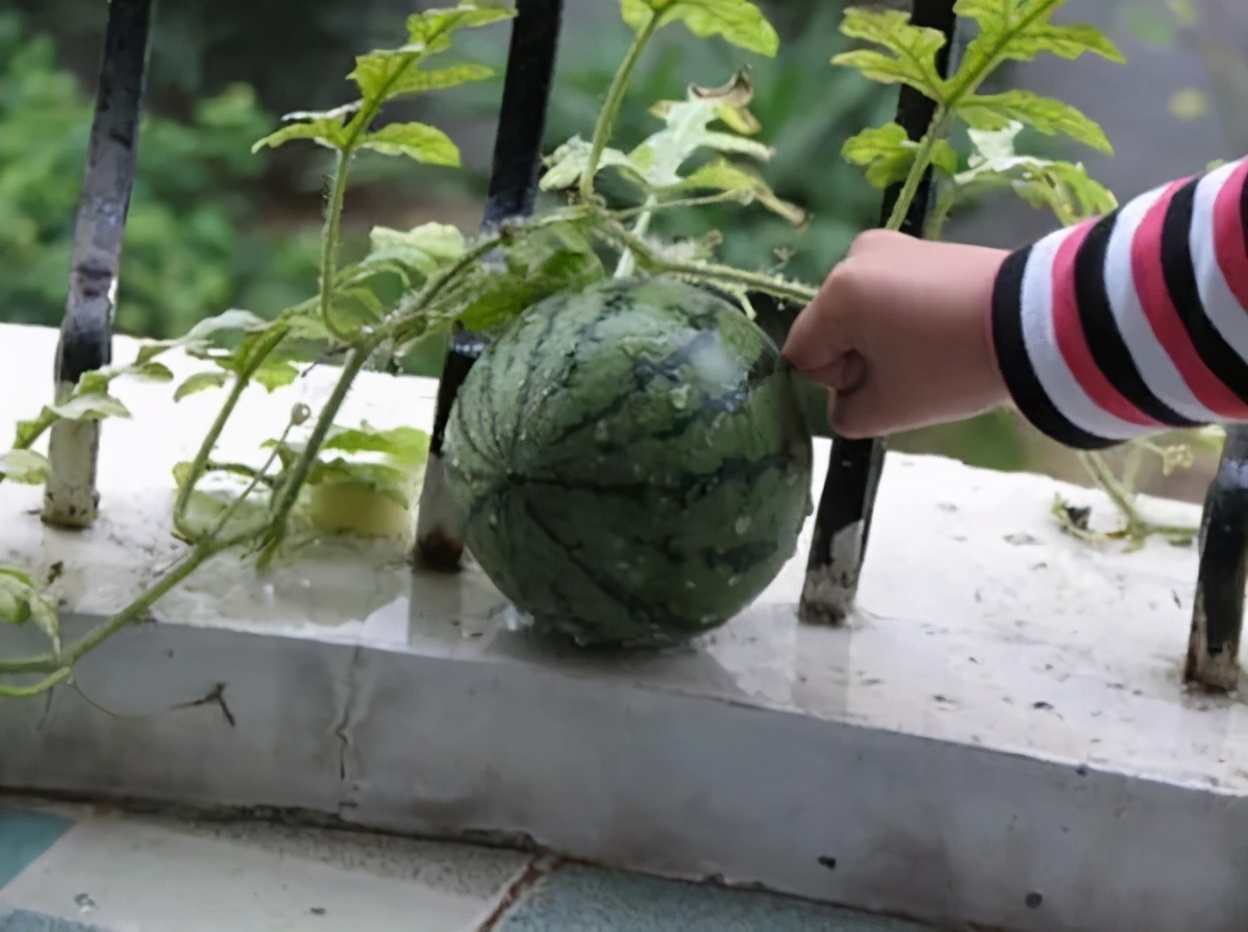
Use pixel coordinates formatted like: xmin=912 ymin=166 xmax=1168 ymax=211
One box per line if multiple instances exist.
xmin=783 ymin=229 xmax=1012 ymax=438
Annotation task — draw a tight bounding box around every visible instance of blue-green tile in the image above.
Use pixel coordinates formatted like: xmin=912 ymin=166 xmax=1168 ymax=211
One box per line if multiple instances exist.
xmin=0 ymin=911 xmax=109 ymax=932
xmin=496 ymin=865 xmax=940 ymax=932
xmin=0 ymin=808 xmax=74 ymax=890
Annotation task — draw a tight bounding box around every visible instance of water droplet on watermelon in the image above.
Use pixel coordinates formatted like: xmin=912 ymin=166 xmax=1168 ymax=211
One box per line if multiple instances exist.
xmin=734 ymin=516 xmax=751 ymax=535
xmin=594 ymin=421 xmax=609 ymax=442
xmin=727 ymin=575 xmax=741 ymax=587
xmin=489 ymin=513 xmax=499 ymax=528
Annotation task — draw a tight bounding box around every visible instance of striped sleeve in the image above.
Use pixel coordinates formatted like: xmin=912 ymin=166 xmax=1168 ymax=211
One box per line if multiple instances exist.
xmin=989 ymin=156 xmax=1248 ymax=449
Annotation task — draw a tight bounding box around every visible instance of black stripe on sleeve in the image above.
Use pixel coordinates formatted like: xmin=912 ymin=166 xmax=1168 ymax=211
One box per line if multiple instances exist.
xmin=991 ymin=245 xmax=1119 ymax=450
xmin=1161 ymin=176 xmax=1248 ymax=406
xmin=1074 ymin=211 xmax=1200 ymax=428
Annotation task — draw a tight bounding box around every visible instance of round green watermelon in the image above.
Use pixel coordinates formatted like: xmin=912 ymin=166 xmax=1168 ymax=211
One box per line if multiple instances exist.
xmin=442 ymin=276 xmax=813 ymax=648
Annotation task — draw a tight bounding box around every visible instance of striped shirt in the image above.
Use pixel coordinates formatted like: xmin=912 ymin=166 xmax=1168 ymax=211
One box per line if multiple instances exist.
xmin=990 ymin=156 xmax=1248 ymax=449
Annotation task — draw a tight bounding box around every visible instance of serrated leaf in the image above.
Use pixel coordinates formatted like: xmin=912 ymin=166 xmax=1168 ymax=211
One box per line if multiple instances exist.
xmin=833 ymin=8 xmax=949 ymax=100
xmin=0 ymin=449 xmax=50 ymax=484
xmin=954 ymin=0 xmax=1124 ymax=79
xmin=843 ymin=122 xmax=958 ymax=189
xmin=407 ymin=3 xmax=515 ymax=53
xmin=957 ymin=89 xmax=1112 ymax=153
xmin=363 ymin=223 xmax=467 ymax=275
xmin=620 ymin=0 xmax=779 ymax=56
xmin=351 ymin=55 xmax=494 ymax=103
xmin=252 ymin=105 xmax=357 ymax=153
xmin=628 ymin=96 xmax=773 ymax=188
xmin=678 ymin=161 xmax=805 ymax=224
xmin=174 ymin=371 xmax=230 ymax=402
xmin=956 ymin=122 xmax=1117 ymax=224
xmin=49 ymin=393 xmax=131 ymax=421
xmin=359 ymin=122 xmax=460 ymax=165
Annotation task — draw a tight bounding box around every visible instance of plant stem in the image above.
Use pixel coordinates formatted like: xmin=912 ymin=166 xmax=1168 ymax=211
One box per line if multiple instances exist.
xmin=256 ymin=340 xmax=380 ymax=568
xmin=319 ymin=150 xmax=354 ymax=341
xmin=0 ymin=533 xmax=239 ymax=680
xmin=597 ymin=222 xmax=817 ymax=305
xmin=579 ymin=13 xmax=659 ymax=202
xmin=615 ymin=195 xmax=657 ymax=278
xmin=885 ymin=108 xmax=948 ymax=231
xmin=172 ymin=327 xmax=288 ymax=540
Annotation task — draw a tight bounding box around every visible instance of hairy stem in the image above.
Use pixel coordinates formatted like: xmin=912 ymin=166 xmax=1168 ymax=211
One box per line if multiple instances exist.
xmin=580 ymin=13 xmax=659 ymax=202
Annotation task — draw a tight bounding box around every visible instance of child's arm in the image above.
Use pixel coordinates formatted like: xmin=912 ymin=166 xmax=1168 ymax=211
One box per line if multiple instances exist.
xmin=784 ymin=157 xmax=1248 ymax=447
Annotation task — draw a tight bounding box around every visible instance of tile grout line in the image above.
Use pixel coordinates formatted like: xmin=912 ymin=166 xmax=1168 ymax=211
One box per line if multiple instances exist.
xmin=473 ymin=856 xmax=563 ymax=932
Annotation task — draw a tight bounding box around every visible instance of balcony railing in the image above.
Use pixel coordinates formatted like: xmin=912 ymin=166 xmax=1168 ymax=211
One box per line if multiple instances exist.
xmin=46 ymin=0 xmax=1248 ymax=691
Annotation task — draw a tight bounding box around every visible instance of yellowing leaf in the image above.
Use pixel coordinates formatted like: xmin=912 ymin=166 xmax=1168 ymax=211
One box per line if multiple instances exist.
xmin=541 ymin=136 xmax=640 ymax=192
xmin=957 ymin=89 xmax=1112 ymax=153
xmin=0 ymin=449 xmax=50 ymax=484
xmin=833 ymin=7 xmax=949 ymax=101
xmin=252 ymin=104 xmax=358 ymax=153
xmin=678 ymin=161 xmax=806 ymax=224
xmin=363 ymin=223 xmax=467 ymax=274
xmin=620 ymin=0 xmax=779 ymax=57
xmin=359 ymin=122 xmax=460 ymax=165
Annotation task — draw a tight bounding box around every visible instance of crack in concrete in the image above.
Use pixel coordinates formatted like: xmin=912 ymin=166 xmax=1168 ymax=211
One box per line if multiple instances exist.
xmin=170 ymin=682 xmax=235 ymax=727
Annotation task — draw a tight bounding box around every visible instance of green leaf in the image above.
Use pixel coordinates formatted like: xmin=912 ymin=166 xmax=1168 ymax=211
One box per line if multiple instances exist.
xmin=955 ymin=0 xmax=1125 ymax=77
xmin=321 ymin=425 xmax=431 ymax=469
xmin=49 ymin=392 xmax=131 ymax=421
xmin=359 ymin=122 xmax=460 ymax=165
xmin=957 ymin=89 xmax=1112 ymax=153
xmin=842 ymin=122 xmax=958 ymax=189
xmin=0 ymin=566 xmax=59 ymax=650
xmin=350 ymin=55 xmax=494 ymax=103
xmin=620 ymin=0 xmax=779 ymax=56
xmin=833 ymin=7 xmax=949 ymax=100
xmin=174 ymin=371 xmax=230 ymax=402
xmin=0 ymin=449 xmax=50 ymax=484
xmin=362 ymin=223 xmax=467 ymax=276
xmin=252 ymin=104 xmax=358 ymax=153
xmin=253 ymin=361 xmax=299 ymax=393
xmin=130 ymin=361 xmax=175 ymax=383
xmin=407 ymin=3 xmax=515 ymax=54
xmin=307 ymin=459 xmax=414 ymax=508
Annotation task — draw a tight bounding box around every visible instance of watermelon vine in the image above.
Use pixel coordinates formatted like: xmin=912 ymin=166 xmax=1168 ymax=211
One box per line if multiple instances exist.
xmin=0 ymin=0 xmax=1175 ymax=695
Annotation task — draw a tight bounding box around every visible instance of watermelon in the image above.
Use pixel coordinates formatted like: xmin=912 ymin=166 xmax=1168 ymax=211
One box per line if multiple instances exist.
xmin=442 ymin=276 xmax=813 ymax=648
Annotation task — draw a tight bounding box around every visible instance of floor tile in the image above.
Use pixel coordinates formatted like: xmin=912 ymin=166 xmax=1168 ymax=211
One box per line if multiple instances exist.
xmin=0 ymin=809 xmax=74 ymax=891
xmin=0 ymin=810 xmax=528 ymax=932
xmin=0 ymin=910 xmax=110 ymax=932
xmin=494 ymin=864 xmax=940 ymax=932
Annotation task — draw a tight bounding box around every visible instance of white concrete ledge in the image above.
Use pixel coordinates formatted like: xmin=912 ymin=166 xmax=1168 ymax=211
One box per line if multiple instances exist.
xmin=1 ymin=322 xmax=1246 ymax=932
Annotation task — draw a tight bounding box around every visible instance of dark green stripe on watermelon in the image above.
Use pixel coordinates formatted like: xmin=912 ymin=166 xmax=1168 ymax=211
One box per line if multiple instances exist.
xmin=443 ymin=276 xmax=814 ymax=649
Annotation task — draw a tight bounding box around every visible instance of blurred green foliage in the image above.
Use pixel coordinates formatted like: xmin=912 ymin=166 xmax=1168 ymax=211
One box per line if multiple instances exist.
xmin=0 ymin=11 xmax=321 ymax=338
